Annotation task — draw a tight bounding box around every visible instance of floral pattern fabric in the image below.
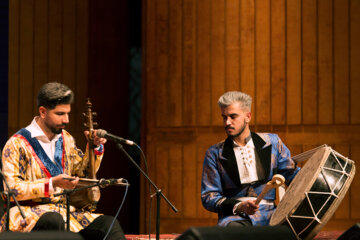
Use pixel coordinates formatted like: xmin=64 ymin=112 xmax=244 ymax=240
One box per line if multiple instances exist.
xmin=0 ymin=129 xmax=104 ymax=232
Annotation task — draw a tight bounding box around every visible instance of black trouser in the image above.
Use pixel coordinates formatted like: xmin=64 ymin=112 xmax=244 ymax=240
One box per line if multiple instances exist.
xmin=32 ymin=212 xmax=126 ymax=240
xmin=227 ymin=219 xmax=252 ymax=227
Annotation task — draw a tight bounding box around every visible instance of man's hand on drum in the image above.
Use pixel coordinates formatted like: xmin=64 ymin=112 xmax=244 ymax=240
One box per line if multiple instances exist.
xmin=52 ymin=174 xmax=79 ymax=189
xmin=236 ymin=200 xmax=259 ymax=215
xmin=84 ymin=130 xmax=107 ymax=146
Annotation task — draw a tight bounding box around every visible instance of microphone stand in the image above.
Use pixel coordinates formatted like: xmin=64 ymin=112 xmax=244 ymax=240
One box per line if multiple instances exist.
xmin=54 ymin=180 xmax=129 ymax=231
xmin=116 ymin=144 xmax=178 ymax=240
xmin=0 ymin=169 xmax=26 ymax=231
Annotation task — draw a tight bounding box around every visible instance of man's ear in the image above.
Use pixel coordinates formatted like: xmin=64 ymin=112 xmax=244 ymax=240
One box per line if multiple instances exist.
xmin=246 ymin=111 xmax=252 ymax=123
xmin=39 ymin=106 xmax=47 ymax=118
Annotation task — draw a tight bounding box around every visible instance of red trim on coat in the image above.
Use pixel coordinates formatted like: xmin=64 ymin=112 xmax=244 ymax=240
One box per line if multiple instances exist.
xmin=13 ymin=134 xmax=52 ymax=178
xmin=61 ymin=132 xmax=66 ymax=170
xmin=44 ymin=178 xmax=49 ymax=197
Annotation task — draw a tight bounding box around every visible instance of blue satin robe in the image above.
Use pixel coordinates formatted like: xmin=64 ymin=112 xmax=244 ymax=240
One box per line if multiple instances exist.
xmin=201 ymin=132 xmax=300 ymax=226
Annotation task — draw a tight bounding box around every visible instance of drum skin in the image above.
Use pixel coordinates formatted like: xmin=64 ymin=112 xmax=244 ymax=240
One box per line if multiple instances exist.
xmin=270 ymin=146 xmax=356 ymax=240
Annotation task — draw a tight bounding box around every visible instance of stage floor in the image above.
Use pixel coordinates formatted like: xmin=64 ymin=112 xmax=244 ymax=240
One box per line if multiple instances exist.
xmin=125 ymin=231 xmax=343 ymax=240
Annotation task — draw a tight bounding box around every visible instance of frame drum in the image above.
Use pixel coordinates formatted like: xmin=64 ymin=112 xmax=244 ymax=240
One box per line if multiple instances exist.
xmin=270 ymin=146 xmax=356 ymax=240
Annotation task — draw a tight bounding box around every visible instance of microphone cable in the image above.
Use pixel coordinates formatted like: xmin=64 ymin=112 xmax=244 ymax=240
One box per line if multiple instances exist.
xmin=102 ymin=178 xmax=129 ymax=240
xmin=102 ymin=140 xmax=153 ymax=240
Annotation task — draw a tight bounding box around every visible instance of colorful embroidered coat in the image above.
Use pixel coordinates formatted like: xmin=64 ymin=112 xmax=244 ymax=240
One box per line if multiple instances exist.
xmin=0 ymin=128 xmax=104 ymax=232
xmin=201 ymin=132 xmax=300 ymax=226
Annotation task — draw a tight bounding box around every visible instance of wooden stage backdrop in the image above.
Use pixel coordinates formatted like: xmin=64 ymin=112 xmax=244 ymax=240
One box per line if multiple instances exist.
xmin=7 ymin=0 xmax=360 ymax=235
xmin=142 ymin=0 xmax=360 ymax=234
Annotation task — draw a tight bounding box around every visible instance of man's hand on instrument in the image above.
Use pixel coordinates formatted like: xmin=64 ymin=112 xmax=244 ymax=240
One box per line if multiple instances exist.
xmin=235 ymin=199 xmax=259 ymax=215
xmin=52 ymin=174 xmax=79 ymax=189
xmin=84 ymin=130 xmax=107 ymax=146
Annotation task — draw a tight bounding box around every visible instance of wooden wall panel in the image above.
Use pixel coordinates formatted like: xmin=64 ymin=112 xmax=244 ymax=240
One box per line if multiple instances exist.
xmin=286 ymin=0 xmax=302 ymax=125
xmin=169 ymin=0 xmax=183 ymax=127
xmin=155 ymin=0 xmax=169 ymax=128
xmin=334 ymin=0 xmax=350 ymax=124
xmin=239 ymin=0 xmax=255 ymax=98
xmin=143 ymin=0 xmax=157 ymax=131
xmin=143 ymin=0 xmax=360 ymax=234
xmin=168 ymin=144 xmax=183 ymax=217
xmin=210 ymin=0 xmax=225 ymax=126
xmin=255 ymin=0 xmax=270 ymax=125
xmin=74 ymin=0 xmax=89 ymax=128
xmin=9 ymin=0 xmax=88 ymax=138
xmin=318 ymin=0 xmax=333 ymax=125
xmin=302 ymin=0 xmax=318 ymax=124
xmin=196 ymin=0 xmax=211 ymax=126
xmin=8 ymin=0 xmax=20 ymax=133
xmin=34 ymin=0 xmax=49 ymax=100
xmin=225 ymin=0 xmax=240 ymax=91
xmin=48 ymin=0 xmax=63 ymax=83
xmin=270 ymin=0 xmax=286 ymax=125
xmin=351 ymin=0 xmax=360 ymax=124
xmin=63 ymin=0 xmax=76 ymax=127
xmin=183 ymin=143 xmax=197 ymax=218
xmin=19 ymin=0 xmax=34 ymax=127
xmin=183 ymin=0 xmax=196 ymax=126
xmin=156 ymin=145 xmax=170 ymax=217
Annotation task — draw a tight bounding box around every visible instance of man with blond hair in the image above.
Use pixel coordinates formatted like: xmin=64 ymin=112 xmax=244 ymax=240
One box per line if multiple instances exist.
xmin=201 ymin=91 xmax=300 ymax=226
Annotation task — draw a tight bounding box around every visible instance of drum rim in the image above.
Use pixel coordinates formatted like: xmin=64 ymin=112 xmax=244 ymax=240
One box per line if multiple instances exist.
xmin=270 ymin=147 xmax=328 ymax=224
xmin=270 ymin=146 xmax=356 ymax=240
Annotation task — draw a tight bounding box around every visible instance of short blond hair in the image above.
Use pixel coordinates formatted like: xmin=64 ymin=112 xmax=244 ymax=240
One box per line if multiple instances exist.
xmin=218 ymin=91 xmax=252 ymax=111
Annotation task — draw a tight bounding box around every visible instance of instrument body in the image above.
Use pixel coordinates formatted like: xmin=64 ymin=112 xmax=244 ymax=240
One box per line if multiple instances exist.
xmin=270 ymin=146 xmax=356 ymax=240
xmin=69 ymin=99 xmax=100 ymax=211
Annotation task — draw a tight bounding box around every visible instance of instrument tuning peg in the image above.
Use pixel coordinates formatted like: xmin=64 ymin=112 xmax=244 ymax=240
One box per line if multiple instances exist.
xmin=82 ymin=113 xmax=87 ymax=117
xmin=83 ymin=123 xmax=88 ymax=128
xmin=93 ymin=122 xmax=98 ymax=127
xmin=86 ymin=98 xmax=92 ymax=107
xmin=92 ymin=112 xmax=97 ymax=117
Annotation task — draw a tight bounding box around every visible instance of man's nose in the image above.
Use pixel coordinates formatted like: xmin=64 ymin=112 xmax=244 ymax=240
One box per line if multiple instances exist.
xmin=225 ymin=117 xmax=231 ymax=126
xmin=63 ymin=114 xmax=69 ymax=123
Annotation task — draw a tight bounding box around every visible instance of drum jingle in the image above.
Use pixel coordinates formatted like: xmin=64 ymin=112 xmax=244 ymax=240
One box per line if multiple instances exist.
xmin=270 ymin=146 xmax=356 ymax=240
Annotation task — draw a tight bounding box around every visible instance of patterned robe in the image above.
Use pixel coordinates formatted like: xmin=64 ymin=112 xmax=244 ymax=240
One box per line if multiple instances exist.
xmin=0 ymin=128 xmax=104 ymax=232
xmin=201 ymin=132 xmax=300 ymax=226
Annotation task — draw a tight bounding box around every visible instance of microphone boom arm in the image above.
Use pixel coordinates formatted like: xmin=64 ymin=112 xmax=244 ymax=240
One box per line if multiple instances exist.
xmin=116 ymin=144 xmax=177 ymax=212
xmin=115 ymin=143 xmax=178 ymax=240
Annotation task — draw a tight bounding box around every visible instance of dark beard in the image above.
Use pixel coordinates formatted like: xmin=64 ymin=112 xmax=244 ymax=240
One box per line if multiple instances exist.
xmin=50 ymin=127 xmax=62 ymax=134
xmin=228 ymin=120 xmax=247 ymax=139
xmin=45 ymin=122 xmax=65 ymax=134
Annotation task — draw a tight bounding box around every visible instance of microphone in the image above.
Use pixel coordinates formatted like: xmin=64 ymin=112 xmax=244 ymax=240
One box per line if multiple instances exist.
xmin=96 ymin=129 xmax=135 ymax=146
xmin=63 ymin=177 xmax=130 ymax=187
xmin=99 ymin=178 xmax=129 ymax=187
